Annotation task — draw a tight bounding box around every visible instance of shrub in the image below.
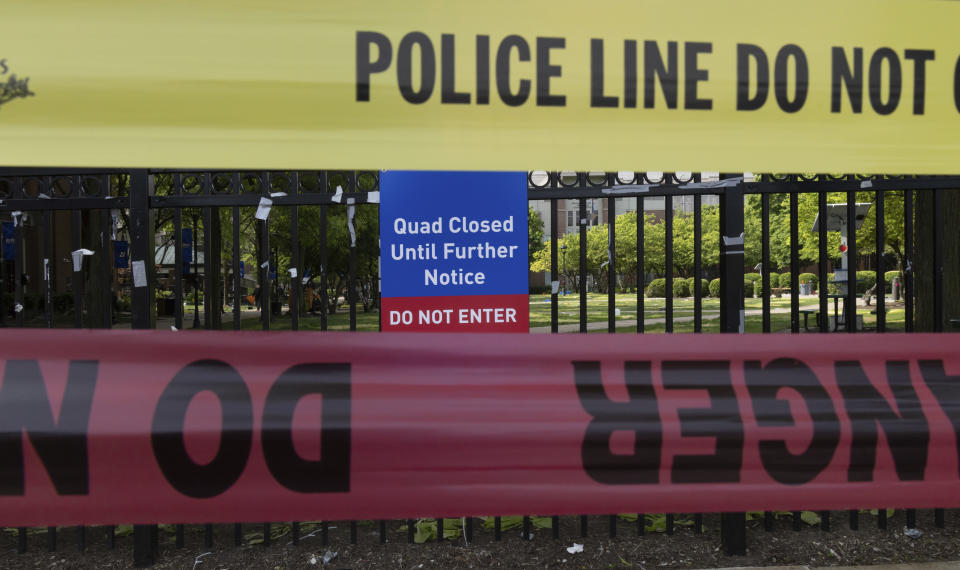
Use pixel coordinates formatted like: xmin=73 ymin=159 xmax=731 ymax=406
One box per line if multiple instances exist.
xmin=116 ymin=296 xmax=132 ymax=312
xmin=855 ymin=271 xmax=877 ymax=294
xmin=709 ymin=278 xmax=721 ymax=297
xmin=753 ymin=279 xmax=766 ymax=297
xmin=826 ymin=273 xmax=840 ymax=294
xmin=529 ymin=286 xmax=550 ymax=295
xmin=744 ymin=277 xmax=754 ymax=297
xmin=686 ymin=278 xmax=710 ymax=298
xmin=646 ymin=278 xmax=667 ymax=298
xmin=779 ymin=272 xmax=792 ymax=291
xmin=767 ymin=273 xmax=780 ymax=288
xmin=799 ymin=273 xmax=818 ymax=291
xmin=53 ymin=293 xmax=73 ymax=314
xmin=884 ymin=270 xmax=900 ymax=292
xmin=745 ymin=272 xmax=762 ymax=284
xmin=672 ymin=279 xmax=690 ymax=298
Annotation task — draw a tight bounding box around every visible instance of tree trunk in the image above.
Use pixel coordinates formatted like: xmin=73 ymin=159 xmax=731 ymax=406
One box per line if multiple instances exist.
xmin=914 ymin=190 xmax=960 ymax=332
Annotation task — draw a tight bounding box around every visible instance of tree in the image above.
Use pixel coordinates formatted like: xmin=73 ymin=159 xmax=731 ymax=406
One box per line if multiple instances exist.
xmin=671 ymin=206 xmax=720 ymax=277
xmin=743 ymin=190 xmax=901 ymax=275
xmin=613 ymin=211 xmax=638 ymax=290
xmin=744 ymin=193 xmax=792 ymax=271
xmin=271 ymin=203 xmax=379 ymax=314
xmin=530 ymin=231 xmax=580 ymax=292
xmin=530 ymin=207 xmax=720 ymax=292
xmin=528 ymin=208 xmax=545 ymax=264
xmin=795 ymin=191 xmax=890 ymax=268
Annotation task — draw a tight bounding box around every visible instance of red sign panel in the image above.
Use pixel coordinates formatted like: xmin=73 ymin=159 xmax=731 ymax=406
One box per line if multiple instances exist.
xmin=381 ymin=294 xmax=529 ymax=332
xmin=0 ymin=330 xmax=958 ymax=526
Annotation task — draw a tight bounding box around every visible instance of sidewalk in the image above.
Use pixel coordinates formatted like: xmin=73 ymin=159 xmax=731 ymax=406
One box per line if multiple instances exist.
xmin=113 ymin=306 xmax=263 ymax=330
xmin=529 ymin=295 xmax=897 ymax=334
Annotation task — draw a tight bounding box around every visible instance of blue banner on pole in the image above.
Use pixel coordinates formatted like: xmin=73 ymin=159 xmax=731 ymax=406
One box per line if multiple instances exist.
xmin=182 ymin=228 xmax=193 ymax=275
xmin=2 ymin=222 xmax=13 ymax=261
xmin=114 ymin=241 xmax=129 ymax=268
xmin=239 ymin=260 xmax=245 ymax=279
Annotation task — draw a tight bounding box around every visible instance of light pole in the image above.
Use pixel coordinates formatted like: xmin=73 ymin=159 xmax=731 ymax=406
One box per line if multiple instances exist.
xmin=272 ymin=243 xmax=279 ymax=317
xmin=191 ymin=213 xmax=201 ymax=329
xmin=560 ymin=244 xmax=567 ymax=296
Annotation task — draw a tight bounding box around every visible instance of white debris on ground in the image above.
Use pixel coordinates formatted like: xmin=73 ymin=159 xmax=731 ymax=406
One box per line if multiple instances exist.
xmin=321 ymin=549 xmax=338 ymax=564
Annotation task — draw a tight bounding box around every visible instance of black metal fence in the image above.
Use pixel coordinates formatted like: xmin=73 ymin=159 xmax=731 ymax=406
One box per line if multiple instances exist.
xmin=0 ymin=168 xmax=958 ymax=566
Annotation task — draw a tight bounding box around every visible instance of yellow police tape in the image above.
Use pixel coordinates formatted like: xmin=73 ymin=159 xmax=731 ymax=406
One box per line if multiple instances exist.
xmin=2 ymin=0 xmax=959 ymax=173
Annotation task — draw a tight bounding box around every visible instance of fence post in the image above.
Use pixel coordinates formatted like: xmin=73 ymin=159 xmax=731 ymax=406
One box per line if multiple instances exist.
xmin=129 ymin=170 xmax=157 ymax=566
xmin=130 ymin=170 xmax=155 ymax=330
xmin=718 ymin=176 xmax=747 ymax=555
xmin=719 ymin=178 xmax=744 ymax=334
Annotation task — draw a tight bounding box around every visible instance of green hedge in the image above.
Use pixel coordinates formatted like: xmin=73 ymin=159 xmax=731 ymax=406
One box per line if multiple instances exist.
xmin=799 ymin=272 xmax=818 ymax=291
xmin=884 ymin=270 xmax=900 ymax=292
xmin=672 ymin=279 xmax=690 ymax=298
xmin=779 ymin=272 xmax=792 ymax=291
xmin=709 ymin=278 xmax=721 ymax=297
xmin=745 ymin=272 xmax=762 ymax=284
xmin=822 ymin=271 xmax=878 ymax=295
xmin=646 ymin=278 xmax=667 ymax=298
xmin=686 ymin=278 xmax=710 ymax=298
xmin=744 ymin=277 xmax=754 ymax=297
xmin=856 ymin=271 xmax=877 ymax=294
xmin=768 ymin=273 xmax=780 ymax=288
xmin=753 ymin=279 xmax=766 ymax=297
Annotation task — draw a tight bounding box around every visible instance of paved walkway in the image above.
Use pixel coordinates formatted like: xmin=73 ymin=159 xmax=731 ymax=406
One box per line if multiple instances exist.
xmin=113 ymin=307 xmax=263 ymax=330
xmin=530 ymin=296 xmax=892 ymax=334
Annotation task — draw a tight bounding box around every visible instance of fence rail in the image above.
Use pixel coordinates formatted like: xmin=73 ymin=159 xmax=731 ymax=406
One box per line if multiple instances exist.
xmin=0 ymin=169 xmax=957 ymax=566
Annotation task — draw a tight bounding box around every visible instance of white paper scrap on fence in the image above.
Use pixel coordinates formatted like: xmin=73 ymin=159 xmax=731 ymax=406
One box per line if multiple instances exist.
xmin=132 ymin=260 xmax=147 ymax=287
xmin=72 ymin=248 xmax=94 ymax=272
xmin=255 ymin=197 xmax=273 ymax=220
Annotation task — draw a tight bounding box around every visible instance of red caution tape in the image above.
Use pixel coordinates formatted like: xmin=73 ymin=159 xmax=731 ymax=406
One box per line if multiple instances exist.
xmin=0 ymin=330 xmax=958 ymax=526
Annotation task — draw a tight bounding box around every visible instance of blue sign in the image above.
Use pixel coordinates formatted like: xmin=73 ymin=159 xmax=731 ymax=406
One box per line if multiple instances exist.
xmin=2 ymin=222 xmax=13 ymax=261
xmin=182 ymin=228 xmax=192 ymax=274
xmin=114 ymin=241 xmax=129 ymax=268
xmin=239 ymin=260 xmax=245 ymax=278
xmin=380 ymin=171 xmax=528 ymax=331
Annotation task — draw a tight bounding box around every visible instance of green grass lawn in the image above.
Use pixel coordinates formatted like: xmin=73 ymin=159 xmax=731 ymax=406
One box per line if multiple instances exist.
xmin=5 ymin=293 xmax=906 ymax=334
xmin=215 ymin=294 xmax=904 ymax=333
xmin=528 ymin=293 xmax=854 ymax=330
xmin=221 ymin=310 xmax=381 ymax=331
